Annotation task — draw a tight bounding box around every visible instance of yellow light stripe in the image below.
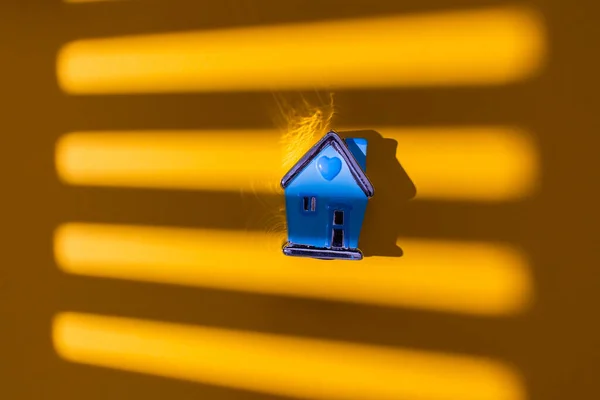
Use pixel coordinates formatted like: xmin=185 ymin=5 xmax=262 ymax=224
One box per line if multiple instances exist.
xmin=57 ymin=7 xmax=545 ymax=94
xmin=54 ymin=223 xmax=532 ymax=315
xmin=56 ymin=127 xmax=538 ymax=201
xmin=53 ymin=312 xmax=526 ymax=400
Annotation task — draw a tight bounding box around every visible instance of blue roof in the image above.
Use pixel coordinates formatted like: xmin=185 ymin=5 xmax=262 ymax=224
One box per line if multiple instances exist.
xmin=280 ymin=130 xmax=374 ymax=197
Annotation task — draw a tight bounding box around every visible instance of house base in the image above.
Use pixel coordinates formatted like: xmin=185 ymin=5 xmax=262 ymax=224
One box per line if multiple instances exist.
xmin=282 ymin=243 xmax=363 ymax=260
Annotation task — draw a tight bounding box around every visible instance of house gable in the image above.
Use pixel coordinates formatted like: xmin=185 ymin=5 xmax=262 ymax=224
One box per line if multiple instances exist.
xmin=283 ymin=144 xmax=366 ymax=198
xmin=280 ymin=131 xmax=374 ymax=197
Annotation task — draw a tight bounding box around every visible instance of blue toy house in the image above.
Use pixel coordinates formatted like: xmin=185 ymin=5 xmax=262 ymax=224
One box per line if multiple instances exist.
xmin=280 ymin=130 xmax=374 ymax=260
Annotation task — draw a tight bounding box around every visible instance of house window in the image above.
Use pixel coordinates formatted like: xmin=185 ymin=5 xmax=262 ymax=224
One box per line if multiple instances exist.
xmin=332 ymin=228 xmax=344 ymax=247
xmin=303 ymin=196 xmax=316 ymax=212
xmin=333 ymin=210 xmax=344 ymax=225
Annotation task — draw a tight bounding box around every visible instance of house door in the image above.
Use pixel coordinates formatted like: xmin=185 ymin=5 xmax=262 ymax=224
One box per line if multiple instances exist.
xmin=331 ymin=209 xmax=346 ymax=248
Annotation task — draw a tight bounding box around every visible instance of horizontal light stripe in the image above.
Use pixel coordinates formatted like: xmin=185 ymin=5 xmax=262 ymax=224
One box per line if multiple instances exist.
xmin=57 ymin=7 xmax=545 ymax=94
xmin=56 ymin=127 xmax=538 ymax=201
xmin=53 ymin=312 xmax=526 ymax=400
xmin=54 ymin=223 xmax=532 ymax=315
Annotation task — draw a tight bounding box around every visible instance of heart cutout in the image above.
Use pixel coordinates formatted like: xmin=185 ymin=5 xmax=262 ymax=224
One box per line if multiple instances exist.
xmin=317 ymin=156 xmax=342 ymax=181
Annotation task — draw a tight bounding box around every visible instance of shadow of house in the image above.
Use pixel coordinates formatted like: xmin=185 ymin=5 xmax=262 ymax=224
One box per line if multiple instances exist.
xmin=338 ymin=130 xmax=416 ymax=257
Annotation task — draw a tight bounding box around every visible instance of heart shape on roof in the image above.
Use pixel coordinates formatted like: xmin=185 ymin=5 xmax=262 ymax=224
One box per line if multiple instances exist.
xmin=317 ymin=156 xmax=342 ymax=181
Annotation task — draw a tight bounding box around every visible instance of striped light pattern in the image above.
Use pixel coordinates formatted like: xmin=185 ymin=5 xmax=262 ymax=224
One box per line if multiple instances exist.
xmin=56 ymin=127 xmax=538 ymax=202
xmin=54 ymin=223 xmax=532 ymax=315
xmin=53 ymin=312 xmax=526 ymax=400
xmin=54 ymin=4 xmax=541 ymax=398
xmin=57 ymin=7 xmax=546 ymax=94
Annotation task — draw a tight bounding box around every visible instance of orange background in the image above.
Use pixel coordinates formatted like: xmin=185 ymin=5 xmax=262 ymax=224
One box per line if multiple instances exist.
xmin=1 ymin=1 xmax=598 ymax=400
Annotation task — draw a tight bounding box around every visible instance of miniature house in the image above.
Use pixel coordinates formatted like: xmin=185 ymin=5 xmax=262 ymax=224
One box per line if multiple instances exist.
xmin=280 ymin=130 xmax=374 ymax=260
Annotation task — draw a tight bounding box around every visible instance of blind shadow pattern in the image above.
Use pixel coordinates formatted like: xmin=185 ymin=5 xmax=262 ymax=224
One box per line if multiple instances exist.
xmin=4 ymin=1 xmax=600 ymax=400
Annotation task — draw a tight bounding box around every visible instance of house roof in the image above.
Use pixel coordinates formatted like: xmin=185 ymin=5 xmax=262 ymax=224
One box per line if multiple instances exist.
xmin=280 ymin=130 xmax=374 ymax=197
